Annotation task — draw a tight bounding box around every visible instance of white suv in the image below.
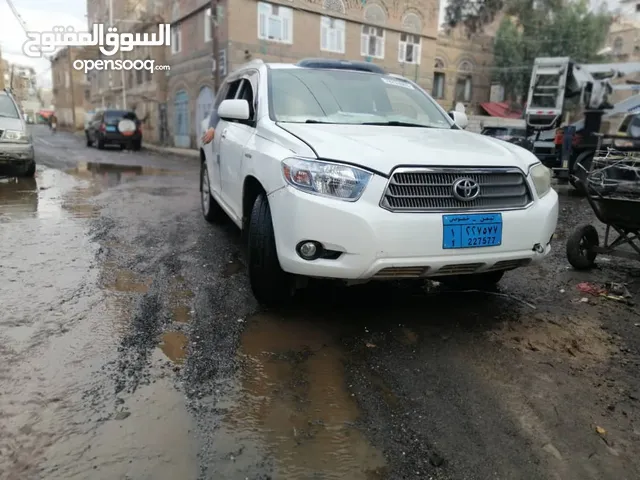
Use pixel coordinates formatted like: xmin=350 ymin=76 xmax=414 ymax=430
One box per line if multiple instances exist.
xmin=199 ymin=59 xmax=559 ymax=306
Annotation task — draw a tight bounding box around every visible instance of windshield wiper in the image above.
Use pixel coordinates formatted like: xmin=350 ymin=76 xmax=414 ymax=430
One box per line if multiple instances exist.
xmin=303 ymin=119 xmax=340 ymax=124
xmin=360 ymin=120 xmax=430 ymax=128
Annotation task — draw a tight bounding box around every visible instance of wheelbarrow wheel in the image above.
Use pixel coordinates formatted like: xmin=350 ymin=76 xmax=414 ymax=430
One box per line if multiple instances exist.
xmin=566 ymin=224 xmax=599 ymax=270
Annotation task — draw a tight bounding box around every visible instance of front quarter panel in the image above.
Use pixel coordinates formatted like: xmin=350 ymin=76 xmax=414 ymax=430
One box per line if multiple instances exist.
xmin=243 ymin=120 xmax=313 ymax=196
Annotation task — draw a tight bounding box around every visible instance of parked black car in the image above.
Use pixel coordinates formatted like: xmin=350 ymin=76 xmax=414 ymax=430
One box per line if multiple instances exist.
xmin=481 ymin=126 xmax=534 ymax=152
xmin=85 ymin=109 xmax=142 ymax=150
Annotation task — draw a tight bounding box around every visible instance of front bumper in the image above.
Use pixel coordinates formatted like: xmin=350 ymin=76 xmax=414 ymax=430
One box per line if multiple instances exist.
xmin=268 ymin=176 xmax=559 ymax=280
xmin=0 ymin=143 xmax=35 ymax=168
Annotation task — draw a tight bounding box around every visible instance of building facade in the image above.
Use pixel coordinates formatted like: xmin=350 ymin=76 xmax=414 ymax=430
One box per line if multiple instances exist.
xmin=51 ymin=47 xmax=92 ymax=129
xmin=86 ymin=0 xmax=168 ymax=143
xmin=432 ymin=24 xmax=497 ymax=113
xmin=167 ymin=0 xmax=440 ymax=148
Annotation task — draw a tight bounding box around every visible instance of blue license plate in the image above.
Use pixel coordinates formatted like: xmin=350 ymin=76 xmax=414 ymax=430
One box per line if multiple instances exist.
xmin=106 ymin=125 xmax=116 ymax=132
xmin=442 ymin=213 xmax=502 ymax=249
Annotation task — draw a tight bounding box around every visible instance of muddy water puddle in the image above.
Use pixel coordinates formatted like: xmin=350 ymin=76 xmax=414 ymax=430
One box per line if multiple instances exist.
xmin=0 ymin=165 xmax=197 ymax=479
xmin=209 ymin=312 xmax=386 ymax=479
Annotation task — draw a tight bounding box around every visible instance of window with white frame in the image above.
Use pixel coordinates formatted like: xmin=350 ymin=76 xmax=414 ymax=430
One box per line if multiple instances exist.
xmin=171 ymin=23 xmax=182 ymax=54
xmin=433 ymin=58 xmax=445 ymax=99
xmin=398 ymin=33 xmax=420 ymax=64
xmin=455 ymin=61 xmax=473 ymax=102
xmin=205 ymin=8 xmax=212 ymax=42
xmin=361 ymin=26 xmax=384 ymax=58
xmin=258 ymin=2 xmax=293 ymax=44
xmin=320 ymin=16 xmax=345 ymax=53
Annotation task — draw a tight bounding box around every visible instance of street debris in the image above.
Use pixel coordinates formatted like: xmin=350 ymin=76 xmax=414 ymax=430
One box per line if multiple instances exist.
xmin=576 ymin=282 xmax=634 ymax=305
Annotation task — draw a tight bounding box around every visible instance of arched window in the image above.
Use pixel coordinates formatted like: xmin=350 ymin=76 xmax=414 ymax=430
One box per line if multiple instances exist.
xmin=323 ymin=0 xmax=345 ymax=14
xmin=401 ymin=12 xmax=422 ymax=33
xmin=363 ymin=4 xmax=386 ymax=24
xmin=433 ymin=58 xmax=445 ymax=99
xmin=455 ymin=61 xmax=473 ymax=102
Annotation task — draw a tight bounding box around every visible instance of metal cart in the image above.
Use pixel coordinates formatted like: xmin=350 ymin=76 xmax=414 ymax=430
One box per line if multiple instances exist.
xmin=566 ymin=134 xmax=640 ymax=270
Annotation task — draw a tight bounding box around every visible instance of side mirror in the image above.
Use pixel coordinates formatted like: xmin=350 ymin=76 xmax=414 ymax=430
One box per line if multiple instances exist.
xmin=218 ymin=99 xmax=250 ymax=121
xmin=449 ymin=111 xmax=468 ymax=129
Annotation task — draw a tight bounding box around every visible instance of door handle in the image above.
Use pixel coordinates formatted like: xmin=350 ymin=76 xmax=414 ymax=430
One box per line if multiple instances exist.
xmin=220 ymin=129 xmax=227 ymax=139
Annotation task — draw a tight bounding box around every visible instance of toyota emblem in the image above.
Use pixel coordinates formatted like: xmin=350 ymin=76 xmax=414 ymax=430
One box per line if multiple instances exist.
xmin=452 ymin=178 xmax=480 ymax=201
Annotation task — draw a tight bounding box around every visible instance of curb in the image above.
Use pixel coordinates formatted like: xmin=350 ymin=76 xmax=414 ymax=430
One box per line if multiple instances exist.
xmin=142 ymin=143 xmax=200 ymax=158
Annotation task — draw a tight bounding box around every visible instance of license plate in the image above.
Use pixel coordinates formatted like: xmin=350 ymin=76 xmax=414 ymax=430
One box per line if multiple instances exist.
xmin=442 ymin=213 xmax=502 ymax=249
xmin=106 ymin=126 xmax=116 ymax=132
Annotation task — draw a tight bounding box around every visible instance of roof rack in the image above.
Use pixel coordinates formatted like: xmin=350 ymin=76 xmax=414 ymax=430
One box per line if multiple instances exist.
xmin=296 ymin=58 xmax=386 ymax=74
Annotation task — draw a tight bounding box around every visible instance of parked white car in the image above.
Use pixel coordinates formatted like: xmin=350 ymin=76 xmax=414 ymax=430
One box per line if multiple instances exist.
xmin=199 ymin=59 xmax=559 ymax=306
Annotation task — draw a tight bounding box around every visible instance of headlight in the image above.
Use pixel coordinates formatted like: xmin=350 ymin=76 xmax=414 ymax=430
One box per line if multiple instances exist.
xmin=529 ymin=163 xmax=551 ymax=198
xmin=2 ymin=130 xmax=29 ymax=143
xmin=281 ymin=157 xmax=372 ymax=201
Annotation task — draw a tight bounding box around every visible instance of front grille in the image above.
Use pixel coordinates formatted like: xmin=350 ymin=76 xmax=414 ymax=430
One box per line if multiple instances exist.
xmin=380 ymin=168 xmax=533 ymax=212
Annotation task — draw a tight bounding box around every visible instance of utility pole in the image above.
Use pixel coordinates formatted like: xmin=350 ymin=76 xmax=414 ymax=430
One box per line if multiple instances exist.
xmin=108 ymin=0 xmax=127 ymax=108
xmin=211 ymin=0 xmax=220 ymax=92
xmin=9 ymin=64 xmax=14 ymax=92
xmin=67 ymin=47 xmax=77 ymax=129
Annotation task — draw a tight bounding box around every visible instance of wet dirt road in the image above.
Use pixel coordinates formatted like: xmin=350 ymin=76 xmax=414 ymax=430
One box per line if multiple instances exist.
xmin=1 ymin=125 xmax=639 ymax=480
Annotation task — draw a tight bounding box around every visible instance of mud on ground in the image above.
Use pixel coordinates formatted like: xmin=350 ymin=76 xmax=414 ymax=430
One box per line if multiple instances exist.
xmin=1 ymin=128 xmax=639 ymax=480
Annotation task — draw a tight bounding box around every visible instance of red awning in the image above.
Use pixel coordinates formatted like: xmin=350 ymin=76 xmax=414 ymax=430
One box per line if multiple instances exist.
xmin=38 ymin=110 xmax=54 ymax=118
xmin=479 ymin=102 xmax=523 ymax=119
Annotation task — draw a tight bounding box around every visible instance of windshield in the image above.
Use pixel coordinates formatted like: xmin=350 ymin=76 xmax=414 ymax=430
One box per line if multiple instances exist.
xmin=0 ymin=95 xmax=20 ymax=118
xmin=268 ymin=68 xmax=452 ymax=128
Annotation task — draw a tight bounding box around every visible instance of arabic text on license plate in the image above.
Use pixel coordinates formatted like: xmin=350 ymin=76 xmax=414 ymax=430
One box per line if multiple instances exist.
xmin=442 ymin=213 xmax=502 ymax=249
xmin=106 ymin=126 xmax=117 ymax=132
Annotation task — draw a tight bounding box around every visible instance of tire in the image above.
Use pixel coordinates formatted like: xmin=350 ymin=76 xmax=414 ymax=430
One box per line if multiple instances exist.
xmin=570 ymin=151 xmax=593 ymax=195
xmin=566 ymin=224 xmax=599 ymax=270
xmin=439 ymin=270 xmax=505 ymax=290
xmin=86 ymin=133 xmax=92 ymax=147
xmin=97 ymin=135 xmax=105 ymax=150
xmin=20 ymin=161 xmax=36 ymax=178
xmin=120 ymin=144 xmax=126 ymax=150
xmin=247 ymin=193 xmax=293 ymax=306
xmin=200 ymin=162 xmax=224 ymax=223
xmin=132 ymin=140 xmax=141 ymax=151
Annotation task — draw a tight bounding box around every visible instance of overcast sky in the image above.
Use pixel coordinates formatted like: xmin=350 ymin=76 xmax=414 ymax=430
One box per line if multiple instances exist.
xmin=0 ymin=0 xmax=622 ymax=89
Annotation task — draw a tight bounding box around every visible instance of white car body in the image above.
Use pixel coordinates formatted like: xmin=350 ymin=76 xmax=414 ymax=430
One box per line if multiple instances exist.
xmin=199 ymin=60 xmax=559 ymax=303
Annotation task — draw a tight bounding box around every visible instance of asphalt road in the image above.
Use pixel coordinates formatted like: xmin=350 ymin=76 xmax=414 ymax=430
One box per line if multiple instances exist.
xmin=1 ymin=125 xmax=640 ymax=480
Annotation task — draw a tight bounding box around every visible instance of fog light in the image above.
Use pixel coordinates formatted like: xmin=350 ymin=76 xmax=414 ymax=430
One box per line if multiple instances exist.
xmin=296 ymin=240 xmax=322 ymax=260
xmin=533 ymin=243 xmax=544 ymax=253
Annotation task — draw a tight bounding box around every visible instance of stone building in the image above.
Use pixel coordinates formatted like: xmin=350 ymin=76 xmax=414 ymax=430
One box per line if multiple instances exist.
xmin=167 ymin=0 xmax=440 ymax=148
xmin=605 ymin=17 xmax=640 ymax=106
xmin=432 ymin=18 xmax=501 ymax=113
xmin=51 ymin=47 xmax=92 ymax=129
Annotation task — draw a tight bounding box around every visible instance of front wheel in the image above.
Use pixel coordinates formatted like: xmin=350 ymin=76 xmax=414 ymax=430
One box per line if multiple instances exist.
xmin=247 ymin=193 xmax=293 ymax=306
xmin=200 ymin=162 xmax=224 ymax=223
xmin=566 ymin=224 xmax=599 ymax=270
xmin=20 ymin=161 xmax=36 ymax=178
xmin=438 ymin=270 xmax=505 ymax=290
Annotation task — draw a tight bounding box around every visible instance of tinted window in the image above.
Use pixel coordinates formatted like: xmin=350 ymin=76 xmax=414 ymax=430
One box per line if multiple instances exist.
xmin=268 ymin=68 xmax=452 ymax=128
xmin=0 ymin=95 xmax=20 ymax=118
xmin=105 ymin=110 xmax=137 ymax=122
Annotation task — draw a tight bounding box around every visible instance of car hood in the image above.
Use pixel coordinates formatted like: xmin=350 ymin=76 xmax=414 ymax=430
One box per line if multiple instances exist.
xmin=0 ymin=117 xmax=24 ymax=132
xmin=278 ymin=123 xmax=537 ymax=176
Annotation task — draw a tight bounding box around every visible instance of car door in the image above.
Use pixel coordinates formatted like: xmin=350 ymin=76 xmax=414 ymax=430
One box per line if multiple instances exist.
xmin=204 ymin=80 xmax=232 ymax=199
xmin=219 ymin=72 xmax=259 ymax=219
